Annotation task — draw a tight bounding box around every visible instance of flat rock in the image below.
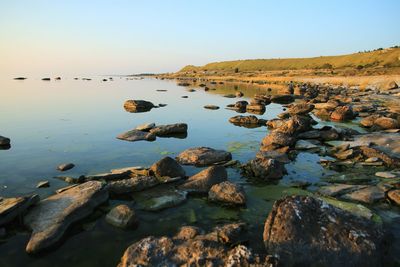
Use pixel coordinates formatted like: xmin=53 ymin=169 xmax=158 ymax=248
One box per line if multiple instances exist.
xmin=263 ymin=195 xmax=385 ymax=267
xmin=24 ymin=181 xmax=108 ymax=253
xmin=204 ymin=105 xmax=219 ymax=110
xmin=179 ymin=166 xmax=227 ymax=193
xmin=105 ymin=205 xmax=137 ymax=228
xmin=36 ymin=181 xmax=50 ymax=188
xmin=107 ymin=176 xmax=159 ymax=195
xmin=375 ymin=171 xmax=396 ymax=179
xmin=318 ymin=184 xmax=367 ymax=197
xmin=56 ymin=163 xmax=75 ymax=171
xmin=295 ymin=139 xmax=319 ymax=150
xmin=0 ymin=195 xmax=39 ymax=226
xmin=270 ymin=94 xmax=294 ymax=104
xmin=208 ymin=181 xmax=246 ymax=205
xmin=388 ymin=190 xmax=400 ymax=205
xmin=343 ymin=186 xmax=385 ymax=204
xmin=117 ymin=129 xmax=156 ymax=142
xmin=135 ymin=123 xmax=155 ymax=131
xmin=176 ymin=147 xmax=232 ymax=166
xmin=142 ymin=191 xmax=187 ymax=211
xmin=288 ymin=103 xmax=314 ymax=115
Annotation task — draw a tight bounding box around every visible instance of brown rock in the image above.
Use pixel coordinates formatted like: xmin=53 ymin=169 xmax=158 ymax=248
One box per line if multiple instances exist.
xmin=176 ymin=147 xmax=232 ymax=166
xmin=179 ymin=166 xmax=227 ymax=193
xmin=208 ymin=181 xmax=246 ymax=205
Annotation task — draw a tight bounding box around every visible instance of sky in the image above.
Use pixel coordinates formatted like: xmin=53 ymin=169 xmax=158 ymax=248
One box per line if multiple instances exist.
xmin=0 ymin=0 xmax=399 ymax=76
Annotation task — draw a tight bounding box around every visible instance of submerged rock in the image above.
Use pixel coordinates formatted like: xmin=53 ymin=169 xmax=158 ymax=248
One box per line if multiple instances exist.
xmin=263 ymin=195 xmax=386 ymax=267
xmin=123 ymin=100 xmax=155 ymax=113
xmin=105 ymin=205 xmax=137 ymax=229
xmin=0 ymin=195 xmax=39 ymax=227
xmin=208 ymin=181 xmax=246 ymax=205
xmin=117 ymin=129 xmax=156 ymax=142
xmin=150 ymin=156 xmax=186 ymax=180
xmin=24 ymin=181 xmax=108 ymax=253
xmin=107 ymin=176 xmax=159 ymax=195
xmin=229 ymin=115 xmax=266 ymax=127
xmin=142 ymin=191 xmax=187 ymax=211
xmin=179 ymin=166 xmax=227 ymax=193
xmin=56 ymin=163 xmax=75 ymax=171
xmin=176 ymin=147 xmax=232 ymax=166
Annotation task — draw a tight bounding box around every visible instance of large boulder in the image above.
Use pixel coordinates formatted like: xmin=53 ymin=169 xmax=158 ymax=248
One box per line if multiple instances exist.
xmin=208 ymin=181 xmax=246 ymax=205
xmin=176 ymin=147 xmax=232 ymax=166
xmin=24 ymin=181 xmax=108 ymax=253
xmin=123 ymin=100 xmax=155 ymax=113
xmin=274 ymin=115 xmax=313 ymax=135
xmin=243 ymin=157 xmax=285 ymax=180
xmin=150 ymin=157 xmax=185 ymax=180
xmin=263 ymin=196 xmax=386 ymax=267
xmin=0 ymin=195 xmax=39 ymax=226
xmin=179 ymin=166 xmax=227 ymax=193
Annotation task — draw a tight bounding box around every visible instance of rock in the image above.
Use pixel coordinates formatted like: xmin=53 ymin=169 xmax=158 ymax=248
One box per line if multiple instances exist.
xmin=176 ymin=147 xmax=232 ymax=166
xmin=246 ymin=104 xmax=265 ymax=113
xmin=204 ymin=105 xmax=219 ymax=110
xmin=149 ymin=123 xmax=188 ymax=137
xmin=360 ymin=115 xmax=380 ymax=128
xmin=318 ymin=184 xmax=367 ymax=197
xmin=334 ymin=149 xmax=357 ymax=160
xmin=123 ymin=100 xmax=155 ymax=113
xmin=174 ymin=226 xmax=202 ymax=240
xmin=56 ymin=163 xmax=75 ymax=171
xmin=14 ymin=77 xmax=27 ymax=80
xmin=0 ymin=195 xmax=39 ymax=226
xmin=150 ymin=157 xmax=185 ymax=180
xmin=107 ymin=176 xmax=159 ymax=195
xmin=233 ymin=100 xmax=248 ymax=110
xmin=270 ymin=94 xmax=294 ymax=104
xmin=243 ymin=157 xmax=285 ymax=180
xmin=314 ymin=100 xmax=339 ymax=111
xmin=261 ymin=131 xmax=296 ymax=147
xmin=105 ymin=205 xmax=137 ymax=228
xmin=274 ymin=115 xmax=312 ymax=135
xmin=0 ymin=136 xmax=10 ymax=146
xmin=135 ymin=123 xmax=155 ymax=131
xmin=36 ymin=181 xmax=50 ymax=188
xmin=388 ymin=190 xmax=400 ymax=205
xmin=235 ymin=91 xmax=244 ymax=97
xmin=0 ymin=227 xmax=6 ymax=238
xmin=117 ymin=129 xmax=156 ymax=142
xmin=375 ymin=171 xmax=396 ymax=179
xmin=179 ymin=166 xmax=227 ymax=193
xmin=295 ymin=140 xmax=319 ymax=150
xmin=142 ymin=191 xmax=187 ymax=211
xmin=288 ymin=103 xmax=314 ymax=115
xmin=343 ymin=186 xmax=385 ymax=204
xmin=181 ymin=96 xmax=188 ymax=98
xmin=42 ymin=78 xmax=51 ymax=81
xmin=24 ymin=181 xmax=108 ymax=253
xmin=374 ymin=117 xmax=399 ymax=130
xmin=223 ymin=94 xmax=236 ymax=98
xmin=360 ymin=146 xmax=399 ymax=167
xmin=208 ymin=181 xmax=246 ymax=205
xmin=383 ymin=81 xmax=398 ymax=90
xmin=229 ymin=115 xmax=265 ymax=127
xmin=263 ymin=196 xmax=385 ymax=267
xmin=297 ymin=130 xmax=321 ymax=139
xmin=85 ymin=171 xmax=131 ymax=182
xmin=330 ymin=106 xmax=355 ymax=121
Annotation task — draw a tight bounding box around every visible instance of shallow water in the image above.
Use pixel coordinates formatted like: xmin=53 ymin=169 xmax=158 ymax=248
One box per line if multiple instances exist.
xmin=0 ymin=77 xmax=335 ymax=266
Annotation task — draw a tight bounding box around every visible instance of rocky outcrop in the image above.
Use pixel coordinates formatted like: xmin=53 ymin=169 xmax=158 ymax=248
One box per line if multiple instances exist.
xmin=208 ymin=181 xmax=246 ymax=205
xmin=176 ymin=147 xmax=232 ymax=166
xmin=150 ymin=156 xmax=186 ymax=180
xmin=0 ymin=195 xmax=39 ymax=226
xmin=179 ymin=166 xmax=227 ymax=193
xmin=263 ymin=196 xmax=386 ymax=267
xmin=24 ymin=181 xmax=108 ymax=253
xmin=123 ymin=100 xmax=155 ymax=113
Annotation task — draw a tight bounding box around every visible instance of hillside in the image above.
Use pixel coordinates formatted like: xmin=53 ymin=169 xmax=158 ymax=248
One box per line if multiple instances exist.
xmin=179 ymin=47 xmax=400 ymax=73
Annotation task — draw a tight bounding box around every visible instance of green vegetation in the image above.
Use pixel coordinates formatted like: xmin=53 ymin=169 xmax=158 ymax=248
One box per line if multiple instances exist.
xmin=180 ymin=47 xmax=400 ymax=73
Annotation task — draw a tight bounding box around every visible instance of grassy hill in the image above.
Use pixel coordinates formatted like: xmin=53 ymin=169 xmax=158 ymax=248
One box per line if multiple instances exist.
xmin=179 ymin=47 xmax=400 ymax=73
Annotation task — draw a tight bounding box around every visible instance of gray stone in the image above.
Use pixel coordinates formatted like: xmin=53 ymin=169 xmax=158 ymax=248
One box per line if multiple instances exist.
xmin=56 ymin=163 xmax=75 ymax=171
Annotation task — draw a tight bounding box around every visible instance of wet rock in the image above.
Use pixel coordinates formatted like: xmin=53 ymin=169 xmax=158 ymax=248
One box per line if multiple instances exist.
xmin=176 ymin=147 xmax=232 ymax=166
xmin=360 ymin=115 xmax=381 ymax=128
xmin=123 ymin=100 xmax=155 ymax=113
xmin=274 ymin=115 xmax=313 ymax=135
xmin=209 ymin=181 xmax=246 ymax=205
xmin=383 ymin=81 xmax=398 ymax=90
xmin=297 ymin=130 xmax=321 ymax=139
xmin=0 ymin=195 xmax=39 ymax=227
xmin=135 ymin=122 xmax=155 ymax=131
xmin=375 ymin=171 xmax=396 ymax=178
xmin=318 ymin=184 xmax=367 ymax=197
xmin=229 ymin=115 xmax=266 ymax=127
xmin=142 ymin=191 xmax=187 ymax=211
xmin=179 ymin=166 xmax=227 ymax=193
xmin=117 ymin=129 xmax=156 ymax=142
xmin=261 ymin=131 xmax=296 ymax=148
xmin=42 ymin=78 xmax=51 ymax=81
xmin=288 ymin=103 xmax=314 ymax=115
xmin=374 ymin=117 xmax=399 ymax=130
xmin=270 ymin=94 xmax=294 ymax=104
xmin=150 ymin=156 xmax=185 ymax=180
xmin=149 ymin=123 xmax=188 ymax=137
xmin=174 ymin=226 xmax=202 ymax=240
xmin=234 ymin=100 xmax=248 ymax=110
xmin=0 ymin=136 xmax=10 ymax=146
xmin=56 ymin=163 xmax=75 ymax=171
xmin=330 ymin=105 xmax=355 ymax=121
xmin=256 ymin=151 xmax=290 ymax=163
xmin=314 ymin=100 xmax=340 ymax=111
xmin=36 ymin=181 xmax=50 ymax=188
xmin=360 ymin=146 xmax=399 ymax=167
xmin=235 ymin=91 xmax=244 ymax=97
xmin=334 ymin=148 xmax=357 ymax=160
xmin=106 ymin=205 xmax=137 ymax=228
xmin=295 ymin=140 xmax=319 ymax=150
xmin=24 ymin=181 xmax=108 ymax=253
xmin=204 ymin=105 xmax=219 ymax=110
xmin=223 ymin=94 xmax=236 ymax=98
xmin=246 ymin=104 xmax=265 ymax=113
xmin=343 ymin=186 xmax=385 ymax=204
xmin=107 ymin=176 xmax=159 ymax=195
xmin=243 ymin=157 xmax=285 ymax=180
xmin=263 ymin=195 xmax=385 ymax=267
xmin=388 ymin=190 xmax=400 ymax=205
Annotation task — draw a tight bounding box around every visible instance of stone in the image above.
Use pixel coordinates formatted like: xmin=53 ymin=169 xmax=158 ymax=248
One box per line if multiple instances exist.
xmin=123 ymin=100 xmax=155 ymax=113
xmin=388 ymin=190 xmax=400 ymax=205
xmin=36 ymin=181 xmax=50 ymax=188
xmin=342 ymin=186 xmax=385 ymax=204
xmin=330 ymin=106 xmax=355 ymax=121
xmin=243 ymin=157 xmax=285 ymax=180
xmin=135 ymin=122 xmax=155 ymax=131
xmin=246 ymin=104 xmax=265 ymax=113
xmin=383 ymin=81 xmax=398 ymax=90
xmin=318 ymin=184 xmax=367 ymax=197
xmin=0 ymin=195 xmax=39 ymax=226
xmin=142 ymin=191 xmax=187 ymax=211
xmin=360 ymin=115 xmax=380 ymax=128
xmin=270 ymin=94 xmax=294 ymax=104
xmin=274 ymin=115 xmax=313 ymax=135
xmin=0 ymin=136 xmax=10 ymax=146
xmin=314 ymin=100 xmax=339 ymax=111
xmin=229 ymin=115 xmax=265 ymax=127
xmin=150 ymin=156 xmax=186 ymax=180
xmin=105 ymin=205 xmax=137 ymax=228
xmin=179 ymin=166 xmax=227 ymax=193
xmin=208 ymin=181 xmax=246 ymax=205
xmin=56 ymin=163 xmax=75 ymax=171
xmin=375 ymin=171 xmax=396 ymax=179
xmin=261 ymin=131 xmax=296 ymax=147
xmin=204 ymin=105 xmax=220 ymax=110
xmin=235 ymin=91 xmax=244 ymax=97
xmin=117 ymin=129 xmax=156 ymax=142
xmin=288 ymin=103 xmax=314 ymax=115
xmin=295 ymin=140 xmax=319 ymax=150
xmin=107 ymin=176 xmax=159 ymax=195
xmin=176 ymin=147 xmax=232 ymax=166
xmin=374 ymin=117 xmax=399 ymax=130
xmin=263 ymin=196 xmax=385 ymax=267
xmin=334 ymin=149 xmax=357 ymax=160
xmin=24 ymin=181 xmax=108 ymax=253
xmin=149 ymin=123 xmax=188 ymax=137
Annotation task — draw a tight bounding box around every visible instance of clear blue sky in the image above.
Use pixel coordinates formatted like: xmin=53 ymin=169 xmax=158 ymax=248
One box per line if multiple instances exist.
xmin=0 ymin=0 xmax=399 ymax=76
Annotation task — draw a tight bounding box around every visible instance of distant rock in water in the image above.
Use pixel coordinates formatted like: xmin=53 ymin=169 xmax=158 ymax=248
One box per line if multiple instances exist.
xmin=55 ymin=77 xmax=61 ymax=80
xmin=0 ymin=136 xmax=10 ymax=146
xmin=123 ymin=100 xmax=155 ymax=113
xmin=117 ymin=129 xmax=156 ymax=142
xmin=13 ymin=77 xmax=27 ymax=80
xmin=57 ymin=163 xmax=75 ymax=171
xmin=41 ymin=78 xmax=51 ymax=81
xmin=204 ymin=105 xmax=220 ymax=110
